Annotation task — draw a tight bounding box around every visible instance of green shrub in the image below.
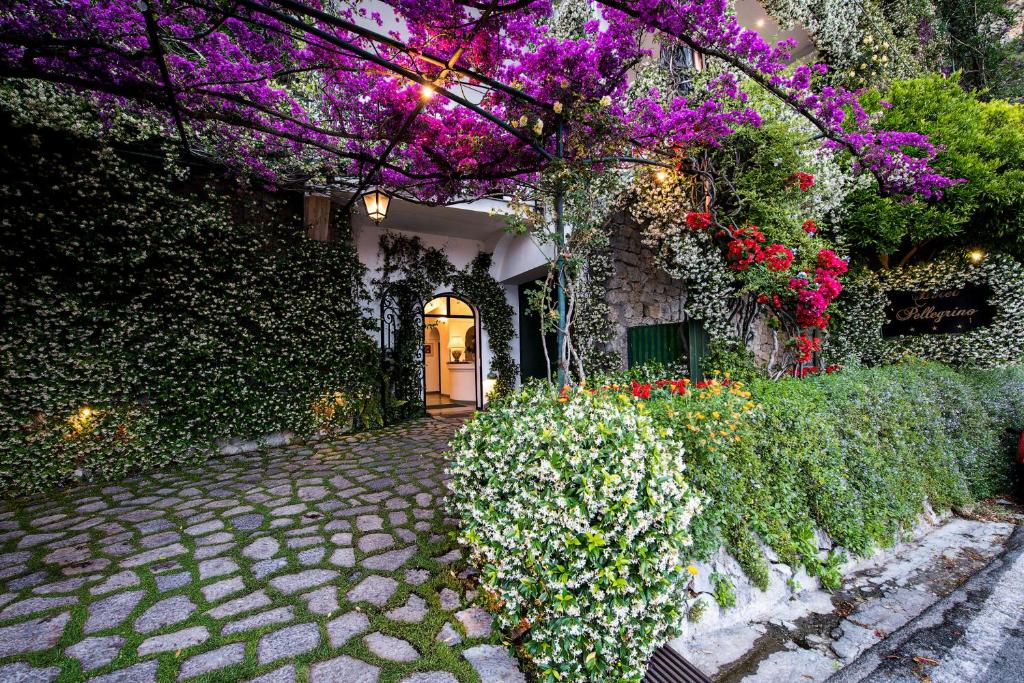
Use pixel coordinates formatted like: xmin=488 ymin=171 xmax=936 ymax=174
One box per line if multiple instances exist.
xmin=449 ymin=361 xmax=1022 ymax=681
xmin=447 ymin=385 xmax=702 ymax=683
xmin=0 ymin=120 xmax=379 ymax=497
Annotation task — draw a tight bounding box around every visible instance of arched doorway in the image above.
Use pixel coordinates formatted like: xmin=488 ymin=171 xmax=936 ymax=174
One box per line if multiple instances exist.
xmin=423 ymin=294 xmax=482 ymax=413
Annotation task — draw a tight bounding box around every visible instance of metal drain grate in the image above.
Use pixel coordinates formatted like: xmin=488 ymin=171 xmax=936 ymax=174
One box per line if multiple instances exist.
xmin=644 ymin=645 xmax=714 ymax=683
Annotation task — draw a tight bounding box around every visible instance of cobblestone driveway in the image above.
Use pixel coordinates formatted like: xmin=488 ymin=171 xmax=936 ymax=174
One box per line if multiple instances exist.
xmin=0 ymin=418 xmax=524 ymax=682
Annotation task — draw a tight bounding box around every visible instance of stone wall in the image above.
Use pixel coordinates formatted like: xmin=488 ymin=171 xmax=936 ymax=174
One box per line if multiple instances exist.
xmin=605 ymin=213 xmax=689 ymax=368
xmin=604 ymin=213 xmax=780 ymax=371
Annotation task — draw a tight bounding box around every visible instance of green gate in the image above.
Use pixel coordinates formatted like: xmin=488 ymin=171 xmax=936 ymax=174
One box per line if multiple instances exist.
xmin=627 ymin=320 xmax=710 ymax=381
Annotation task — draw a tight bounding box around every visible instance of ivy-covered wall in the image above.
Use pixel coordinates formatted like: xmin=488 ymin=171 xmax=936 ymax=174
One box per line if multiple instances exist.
xmin=0 ymin=123 xmax=380 ymax=497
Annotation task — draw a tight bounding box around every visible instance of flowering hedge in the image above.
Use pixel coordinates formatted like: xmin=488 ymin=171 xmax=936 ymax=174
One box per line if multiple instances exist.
xmin=827 ymin=252 xmax=1024 ymax=368
xmin=448 ymin=361 xmax=1024 ymax=681
xmin=447 ymin=385 xmax=703 ymax=682
xmin=0 ymin=122 xmax=379 ymax=497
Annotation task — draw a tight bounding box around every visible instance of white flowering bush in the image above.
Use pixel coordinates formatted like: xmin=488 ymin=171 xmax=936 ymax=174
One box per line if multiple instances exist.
xmin=627 ymin=172 xmax=736 ymax=337
xmin=447 ymin=385 xmax=702 ymax=682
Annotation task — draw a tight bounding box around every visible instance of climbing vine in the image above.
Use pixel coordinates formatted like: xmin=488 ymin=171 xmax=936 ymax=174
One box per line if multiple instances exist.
xmin=0 ymin=115 xmax=378 ymax=497
xmin=826 ymin=251 xmax=1024 ymax=367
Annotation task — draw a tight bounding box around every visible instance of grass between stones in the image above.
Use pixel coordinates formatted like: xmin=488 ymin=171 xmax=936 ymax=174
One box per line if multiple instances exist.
xmin=0 ymin=419 xmax=508 ymax=683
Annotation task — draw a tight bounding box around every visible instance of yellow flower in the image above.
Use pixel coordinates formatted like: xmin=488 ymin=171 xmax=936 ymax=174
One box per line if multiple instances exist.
xmin=553 ymin=101 xmax=563 ymax=114
xmin=687 ymin=565 xmax=699 ymax=576
xmin=599 ymin=95 xmax=612 ymax=107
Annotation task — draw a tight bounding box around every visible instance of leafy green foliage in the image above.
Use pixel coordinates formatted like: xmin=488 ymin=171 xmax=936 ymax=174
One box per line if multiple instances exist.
xmin=450 ymin=361 xmax=1022 ymax=680
xmin=710 ymin=573 xmax=737 ymax=609
xmin=0 ymin=122 xmax=378 ymax=497
xmin=701 ymin=339 xmax=763 ymax=385
xmin=843 ymin=76 xmax=1024 ymax=263
xmin=936 ymin=0 xmax=1024 ymax=98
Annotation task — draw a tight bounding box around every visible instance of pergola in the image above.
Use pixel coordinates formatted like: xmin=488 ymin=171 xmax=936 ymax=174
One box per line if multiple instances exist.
xmin=0 ymin=0 xmax=955 ymax=383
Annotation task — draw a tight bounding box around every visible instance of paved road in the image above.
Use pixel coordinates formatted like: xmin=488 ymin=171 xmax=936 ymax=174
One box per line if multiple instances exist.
xmin=828 ymin=527 xmax=1024 ymax=683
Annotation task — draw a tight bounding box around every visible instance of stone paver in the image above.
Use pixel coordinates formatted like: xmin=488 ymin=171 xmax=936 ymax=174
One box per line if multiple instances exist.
xmin=268 ymin=568 xmax=337 ymax=594
xmin=301 ymin=586 xmax=339 ymax=615
xmin=309 ymin=655 xmax=380 ymax=683
xmin=179 ymin=642 xmax=245 ymax=679
xmin=137 ymin=625 xmax=209 ymax=656
xmin=84 ymin=591 xmax=144 ymax=634
xmin=0 ymin=612 xmax=71 ymax=658
xmin=456 ymin=606 xmax=494 ymax=638
xmin=202 ymin=576 xmax=245 ymax=602
xmin=243 ymin=537 xmax=279 ymax=560
xmin=387 ymin=594 xmax=429 ymax=623
xmin=89 ymin=661 xmax=158 ymax=683
xmin=257 ymin=622 xmax=320 ymax=664
xmin=66 ymin=635 xmax=124 ymax=671
xmin=134 ymin=595 xmax=196 ymax=633
xmin=327 ymin=610 xmax=370 ymax=647
xmin=365 ymin=631 xmax=419 ymax=662
xmin=0 ymin=662 xmax=60 ymax=682
xmin=222 ymin=606 xmax=295 ymax=635
xmin=463 ymin=645 xmax=528 ymax=683
xmin=400 ymin=674 xmax=458 ymax=683
xmin=0 ymin=419 xmax=523 ymax=681
xmin=346 ymin=575 xmax=398 ymax=606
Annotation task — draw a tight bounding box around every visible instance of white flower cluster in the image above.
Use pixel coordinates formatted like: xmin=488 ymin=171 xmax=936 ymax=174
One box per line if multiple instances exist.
xmin=628 ymin=174 xmax=737 ymax=337
xmin=801 ymin=148 xmax=874 ymax=231
xmin=763 ymin=0 xmax=942 ymax=87
xmin=447 ymin=387 xmax=702 ymax=682
xmin=0 ymin=93 xmax=378 ymax=495
xmin=827 ymin=253 xmax=1024 ymax=367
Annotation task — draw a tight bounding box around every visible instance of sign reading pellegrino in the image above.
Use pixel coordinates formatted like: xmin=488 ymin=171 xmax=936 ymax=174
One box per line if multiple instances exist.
xmin=882 ymin=284 xmax=997 ymax=338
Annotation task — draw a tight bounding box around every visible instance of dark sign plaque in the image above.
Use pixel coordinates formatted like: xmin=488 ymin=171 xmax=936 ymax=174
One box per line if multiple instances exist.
xmin=882 ymin=284 xmax=996 ymax=338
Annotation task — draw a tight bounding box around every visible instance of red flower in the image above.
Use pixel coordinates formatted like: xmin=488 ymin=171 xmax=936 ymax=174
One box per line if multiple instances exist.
xmin=792 ymin=172 xmax=815 ymax=192
xmin=685 ymin=212 xmax=712 ymax=230
xmin=793 ymin=333 xmax=821 ymax=363
xmin=763 ymin=244 xmax=794 ymax=272
xmin=802 ymin=219 xmax=817 ymax=234
xmin=630 ymin=381 xmax=652 ymax=399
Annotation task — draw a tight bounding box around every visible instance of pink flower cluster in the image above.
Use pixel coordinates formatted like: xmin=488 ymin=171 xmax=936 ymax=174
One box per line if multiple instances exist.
xmin=0 ymin=0 xmax=959 ymax=203
xmin=788 ymin=249 xmax=849 ymax=329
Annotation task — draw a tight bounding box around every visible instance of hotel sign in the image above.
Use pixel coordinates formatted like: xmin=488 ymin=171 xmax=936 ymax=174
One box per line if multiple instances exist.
xmin=882 ymin=284 xmax=996 ymax=338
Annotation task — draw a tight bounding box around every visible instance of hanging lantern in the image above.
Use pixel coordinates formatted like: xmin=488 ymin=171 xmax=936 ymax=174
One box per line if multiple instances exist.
xmin=362 ymin=188 xmax=391 ymax=225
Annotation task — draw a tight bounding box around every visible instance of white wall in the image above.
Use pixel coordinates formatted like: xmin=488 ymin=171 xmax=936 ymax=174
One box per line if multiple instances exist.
xmin=353 ymin=219 xmax=547 ymax=401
